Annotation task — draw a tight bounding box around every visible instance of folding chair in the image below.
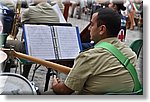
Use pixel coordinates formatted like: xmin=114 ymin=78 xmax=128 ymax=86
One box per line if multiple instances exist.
xmin=0 ymin=33 xmax=22 ymax=73
xmin=130 ymin=39 xmax=143 ymax=58
xmin=0 ymin=33 xmax=17 ymax=73
xmin=0 ymin=33 xmax=8 ymax=47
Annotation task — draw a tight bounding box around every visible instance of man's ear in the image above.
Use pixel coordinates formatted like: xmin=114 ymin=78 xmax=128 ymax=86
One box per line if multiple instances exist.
xmin=99 ymin=25 xmax=106 ymax=35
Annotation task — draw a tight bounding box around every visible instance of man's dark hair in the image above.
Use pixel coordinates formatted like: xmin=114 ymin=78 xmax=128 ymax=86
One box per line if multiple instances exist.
xmin=96 ymin=8 xmax=121 ymax=37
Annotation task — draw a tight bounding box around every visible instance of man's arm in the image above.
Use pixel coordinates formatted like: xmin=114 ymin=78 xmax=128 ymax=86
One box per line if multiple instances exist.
xmin=52 ymin=76 xmax=75 ymax=95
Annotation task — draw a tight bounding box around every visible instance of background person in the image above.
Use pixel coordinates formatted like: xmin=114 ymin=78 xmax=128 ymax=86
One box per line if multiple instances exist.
xmin=22 ymin=0 xmax=61 ymax=23
xmin=108 ymin=0 xmax=127 ymax=40
xmin=0 ymin=0 xmax=15 ymax=35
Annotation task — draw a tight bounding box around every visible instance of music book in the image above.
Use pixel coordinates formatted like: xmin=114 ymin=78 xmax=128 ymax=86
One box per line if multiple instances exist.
xmin=23 ymin=24 xmax=82 ymax=60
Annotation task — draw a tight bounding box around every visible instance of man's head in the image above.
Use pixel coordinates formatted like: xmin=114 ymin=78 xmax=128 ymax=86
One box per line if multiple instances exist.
xmin=88 ymin=8 xmax=121 ymax=43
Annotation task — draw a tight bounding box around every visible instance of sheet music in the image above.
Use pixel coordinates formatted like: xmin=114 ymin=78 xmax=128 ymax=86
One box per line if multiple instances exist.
xmin=24 ymin=24 xmax=55 ymax=60
xmin=54 ymin=26 xmax=80 ymax=59
xmin=52 ymin=4 xmax=66 ymax=23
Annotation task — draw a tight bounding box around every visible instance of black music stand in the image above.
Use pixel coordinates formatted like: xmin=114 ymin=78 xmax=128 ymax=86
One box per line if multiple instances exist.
xmin=23 ymin=23 xmax=75 ymax=92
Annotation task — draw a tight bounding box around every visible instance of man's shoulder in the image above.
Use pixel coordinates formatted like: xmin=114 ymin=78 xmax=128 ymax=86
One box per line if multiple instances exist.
xmin=78 ymin=47 xmax=108 ymax=58
xmin=29 ymin=3 xmax=53 ymax=11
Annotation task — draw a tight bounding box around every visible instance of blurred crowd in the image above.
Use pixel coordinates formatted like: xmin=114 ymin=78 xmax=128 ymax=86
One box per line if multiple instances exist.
xmin=67 ymin=0 xmax=143 ymax=30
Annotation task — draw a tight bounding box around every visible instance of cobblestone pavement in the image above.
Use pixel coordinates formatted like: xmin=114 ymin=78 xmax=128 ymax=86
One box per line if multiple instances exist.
xmin=10 ymin=15 xmax=143 ymax=94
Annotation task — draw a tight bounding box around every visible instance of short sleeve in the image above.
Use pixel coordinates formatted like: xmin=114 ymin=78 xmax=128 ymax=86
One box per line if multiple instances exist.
xmin=64 ymin=52 xmax=93 ymax=91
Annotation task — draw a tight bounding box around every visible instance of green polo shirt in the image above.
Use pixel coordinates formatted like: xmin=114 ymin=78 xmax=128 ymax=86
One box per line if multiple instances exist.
xmin=65 ymin=37 xmax=137 ymax=95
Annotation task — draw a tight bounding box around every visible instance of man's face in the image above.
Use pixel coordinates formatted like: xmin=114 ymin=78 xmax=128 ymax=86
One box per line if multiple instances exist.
xmin=88 ymin=13 xmax=101 ymax=43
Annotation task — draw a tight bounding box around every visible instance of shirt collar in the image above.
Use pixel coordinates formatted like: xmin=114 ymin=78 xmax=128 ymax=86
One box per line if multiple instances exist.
xmin=94 ymin=37 xmax=119 ymax=47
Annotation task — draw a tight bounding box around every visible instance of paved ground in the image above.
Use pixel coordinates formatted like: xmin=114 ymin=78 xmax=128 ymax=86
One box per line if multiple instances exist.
xmin=9 ymin=14 xmax=143 ymax=94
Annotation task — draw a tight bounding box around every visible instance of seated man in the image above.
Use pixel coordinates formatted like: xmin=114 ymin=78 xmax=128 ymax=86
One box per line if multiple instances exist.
xmin=51 ymin=8 xmax=138 ymax=94
xmin=22 ymin=0 xmax=60 ymax=23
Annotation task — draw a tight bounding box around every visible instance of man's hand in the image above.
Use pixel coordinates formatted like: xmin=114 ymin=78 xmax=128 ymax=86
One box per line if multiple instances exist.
xmin=51 ymin=75 xmax=74 ymax=95
xmin=52 ymin=75 xmax=60 ymax=87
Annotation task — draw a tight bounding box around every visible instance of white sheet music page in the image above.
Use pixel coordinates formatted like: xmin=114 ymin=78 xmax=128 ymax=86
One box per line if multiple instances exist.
xmin=24 ymin=24 xmax=55 ymax=60
xmin=54 ymin=26 xmax=80 ymax=59
xmin=51 ymin=4 xmax=66 ymax=23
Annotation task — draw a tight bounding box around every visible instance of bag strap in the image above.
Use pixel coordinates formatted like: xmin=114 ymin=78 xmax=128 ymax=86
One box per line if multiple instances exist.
xmin=94 ymin=42 xmax=142 ymax=94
